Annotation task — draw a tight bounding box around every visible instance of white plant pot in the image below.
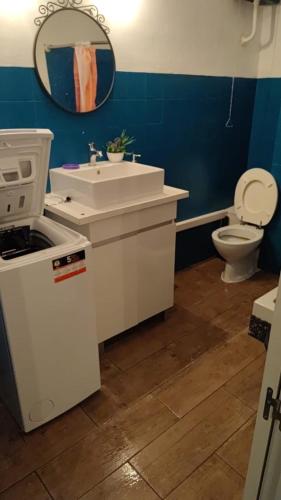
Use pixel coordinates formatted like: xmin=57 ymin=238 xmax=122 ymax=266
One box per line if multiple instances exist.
xmin=106 ymin=152 xmax=124 ymax=163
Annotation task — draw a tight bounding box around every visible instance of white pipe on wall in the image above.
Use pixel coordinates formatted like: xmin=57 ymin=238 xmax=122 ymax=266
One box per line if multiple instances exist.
xmin=241 ymin=0 xmax=261 ymax=45
xmin=176 ymin=207 xmax=233 ymax=232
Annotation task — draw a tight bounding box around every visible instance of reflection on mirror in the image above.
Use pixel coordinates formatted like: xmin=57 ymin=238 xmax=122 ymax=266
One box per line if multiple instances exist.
xmin=34 ymin=9 xmax=115 ymax=113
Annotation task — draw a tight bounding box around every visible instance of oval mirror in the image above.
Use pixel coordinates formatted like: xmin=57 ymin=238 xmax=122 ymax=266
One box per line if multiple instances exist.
xmin=34 ymin=8 xmax=115 ymax=113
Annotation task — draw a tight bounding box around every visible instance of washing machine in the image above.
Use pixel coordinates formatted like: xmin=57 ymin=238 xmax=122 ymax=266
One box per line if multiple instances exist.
xmin=0 ymin=129 xmax=100 ymax=432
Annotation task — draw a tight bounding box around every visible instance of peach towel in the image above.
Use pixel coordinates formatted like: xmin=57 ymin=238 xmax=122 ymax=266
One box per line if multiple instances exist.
xmin=74 ymin=46 xmax=97 ymax=112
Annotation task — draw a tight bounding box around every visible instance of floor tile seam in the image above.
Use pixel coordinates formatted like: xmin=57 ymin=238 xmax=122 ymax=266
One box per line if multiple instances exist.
xmin=163 ymin=323 xmax=228 ymax=351
xmin=156 ymin=379 xmax=254 ymax=423
xmin=113 ymin=322 xmax=226 ymax=374
xmin=101 ymin=356 xmax=125 ymax=374
xmin=118 ymin=413 xmax=182 ymax=463
xmin=211 ymin=304 xmax=252 ymax=329
xmin=157 ymin=451 xmax=226 ymax=499
xmin=136 ymin=334 xmax=237 ymax=402
xmin=82 ymin=386 xmax=180 ymax=428
xmin=213 ymin=452 xmax=247 ymax=479
xmin=214 ymin=412 xmax=256 ymax=472
xmin=79 ymin=404 xmax=110 ymax=428
xmin=0 ymin=473 xmax=34 ymax=498
xmin=151 ymin=336 xmax=261 ymax=407
xmin=134 ymin=425 xmax=249 ymax=500
xmin=31 ymin=423 xmax=102 ymax=476
xmin=0 ymin=419 xmax=99 ymax=494
xmin=39 ymin=454 xmax=130 ymax=500
xmin=74 ymin=462 xmax=147 ymax=500
xmin=151 ymin=353 xmax=226 ymax=409
xmin=35 ymin=471 xmax=55 ymax=499
xmin=117 ymin=344 xmax=180 ymax=373
xmin=129 ymin=462 xmax=163 ymax=499
xmin=0 ymin=470 xmax=54 ymax=499
xmin=156 ymin=410 xmax=254 ymax=496
xmin=117 ymin=414 xmax=187 ymax=470
xmin=130 ymin=389 xmax=252 ymax=475
xmin=155 ymin=382 xmax=229 ymax=419
xmin=73 ymin=413 xmax=181 ymax=499
xmin=222 ymin=386 xmax=259 ymax=412
xmin=214 ymin=452 xmax=248 ymax=480
xmin=213 ymin=330 xmax=250 ymax=346
xmin=175 ymin=291 xmax=216 ymax=312
xmin=221 ymin=351 xmax=266 ymax=390
xmin=176 ymin=299 xmax=245 ymax=327
xmin=107 ymin=341 xmax=168 ymax=371
xmin=56 ymin=350 xmax=262 ymax=445
xmin=37 ymin=409 xmax=180 ymax=495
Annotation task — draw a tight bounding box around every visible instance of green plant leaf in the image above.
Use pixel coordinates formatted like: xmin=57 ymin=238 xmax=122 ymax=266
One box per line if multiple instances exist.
xmin=106 ymin=130 xmax=135 ymax=153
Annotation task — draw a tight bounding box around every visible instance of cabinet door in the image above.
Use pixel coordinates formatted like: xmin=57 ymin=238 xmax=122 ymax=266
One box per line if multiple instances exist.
xmin=137 ymin=222 xmax=176 ymax=321
xmin=93 ymin=235 xmax=138 ymax=343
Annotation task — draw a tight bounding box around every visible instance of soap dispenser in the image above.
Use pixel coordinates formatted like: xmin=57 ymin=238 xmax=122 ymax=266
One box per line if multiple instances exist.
xmin=88 ymin=142 xmax=103 ymax=165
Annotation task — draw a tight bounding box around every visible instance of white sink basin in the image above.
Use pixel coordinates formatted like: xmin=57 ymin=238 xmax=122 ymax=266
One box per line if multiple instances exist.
xmin=50 ymin=161 xmax=165 ymax=209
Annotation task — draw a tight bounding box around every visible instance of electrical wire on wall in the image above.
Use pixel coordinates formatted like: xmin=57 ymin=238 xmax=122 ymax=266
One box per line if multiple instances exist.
xmin=225 ymin=77 xmax=235 ymax=128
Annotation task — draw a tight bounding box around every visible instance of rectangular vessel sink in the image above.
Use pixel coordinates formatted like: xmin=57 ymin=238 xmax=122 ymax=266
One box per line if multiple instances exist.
xmin=50 ymin=161 xmax=165 ymax=209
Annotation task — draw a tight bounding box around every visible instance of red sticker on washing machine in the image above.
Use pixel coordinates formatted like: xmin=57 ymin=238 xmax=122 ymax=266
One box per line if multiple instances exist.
xmin=52 ymin=250 xmax=86 ymax=283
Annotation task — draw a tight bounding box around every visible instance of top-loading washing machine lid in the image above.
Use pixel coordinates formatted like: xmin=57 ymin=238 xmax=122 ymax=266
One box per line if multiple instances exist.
xmin=234 ymin=168 xmax=278 ymax=227
xmin=0 ymin=129 xmax=53 ymax=223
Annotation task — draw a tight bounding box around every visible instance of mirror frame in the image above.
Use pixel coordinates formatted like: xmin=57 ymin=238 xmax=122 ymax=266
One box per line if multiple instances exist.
xmin=33 ymin=2 xmax=116 ymax=114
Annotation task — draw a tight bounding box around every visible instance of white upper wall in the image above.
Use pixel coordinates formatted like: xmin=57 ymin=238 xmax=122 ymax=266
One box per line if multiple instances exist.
xmin=258 ymin=5 xmax=281 ymax=77
xmin=0 ymin=0 xmax=261 ymax=77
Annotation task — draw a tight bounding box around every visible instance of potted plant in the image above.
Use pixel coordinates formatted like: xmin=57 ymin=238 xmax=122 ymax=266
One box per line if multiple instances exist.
xmin=106 ymin=130 xmax=135 ymax=163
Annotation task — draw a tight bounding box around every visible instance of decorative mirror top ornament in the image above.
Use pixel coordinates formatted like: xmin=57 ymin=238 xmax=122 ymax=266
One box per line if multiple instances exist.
xmin=34 ymin=0 xmax=110 ymax=32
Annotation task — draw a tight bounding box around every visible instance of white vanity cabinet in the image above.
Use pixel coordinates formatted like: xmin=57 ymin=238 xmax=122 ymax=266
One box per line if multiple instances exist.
xmin=46 ymin=201 xmax=178 ymax=342
xmin=45 ymin=162 xmax=188 ymax=342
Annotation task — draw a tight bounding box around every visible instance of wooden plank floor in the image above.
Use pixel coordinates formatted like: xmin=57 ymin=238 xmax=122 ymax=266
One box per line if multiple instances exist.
xmin=0 ymin=258 xmax=278 ymax=499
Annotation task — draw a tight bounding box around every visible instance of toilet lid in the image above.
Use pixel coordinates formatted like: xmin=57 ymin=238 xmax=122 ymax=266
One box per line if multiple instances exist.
xmin=234 ymin=168 xmax=278 ymax=227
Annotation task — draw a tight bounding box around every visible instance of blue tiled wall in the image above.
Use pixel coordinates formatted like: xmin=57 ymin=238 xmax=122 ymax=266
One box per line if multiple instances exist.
xmin=0 ymin=67 xmax=256 ymax=224
xmin=248 ymin=78 xmax=281 ymax=272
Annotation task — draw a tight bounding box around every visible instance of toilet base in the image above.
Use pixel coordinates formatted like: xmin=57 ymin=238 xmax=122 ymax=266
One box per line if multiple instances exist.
xmin=221 ymin=250 xmax=259 ymax=283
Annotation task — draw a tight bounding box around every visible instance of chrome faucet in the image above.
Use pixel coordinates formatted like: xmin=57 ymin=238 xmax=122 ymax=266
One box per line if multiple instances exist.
xmin=125 ymin=152 xmax=142 ymax=163
xmin=88 ymin=142 xmax=103 ymax=165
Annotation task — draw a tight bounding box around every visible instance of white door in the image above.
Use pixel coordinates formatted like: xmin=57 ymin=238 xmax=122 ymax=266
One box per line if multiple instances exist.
xmin=244 ymin=274 xmax=281 ymax=500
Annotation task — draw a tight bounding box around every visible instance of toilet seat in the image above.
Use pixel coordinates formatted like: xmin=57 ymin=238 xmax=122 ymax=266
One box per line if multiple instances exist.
xmin=235 ymin=168 xmax=278 ymax=227
xmin=212 ymin=223 xmax=264 ymax=283
xmin=212 ymin=224 xmax=263 ymax=246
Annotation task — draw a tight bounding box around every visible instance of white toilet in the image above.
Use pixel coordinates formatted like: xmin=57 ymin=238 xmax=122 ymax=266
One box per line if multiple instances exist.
xmin=212 ymin=168 xmax=278 ymax=283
